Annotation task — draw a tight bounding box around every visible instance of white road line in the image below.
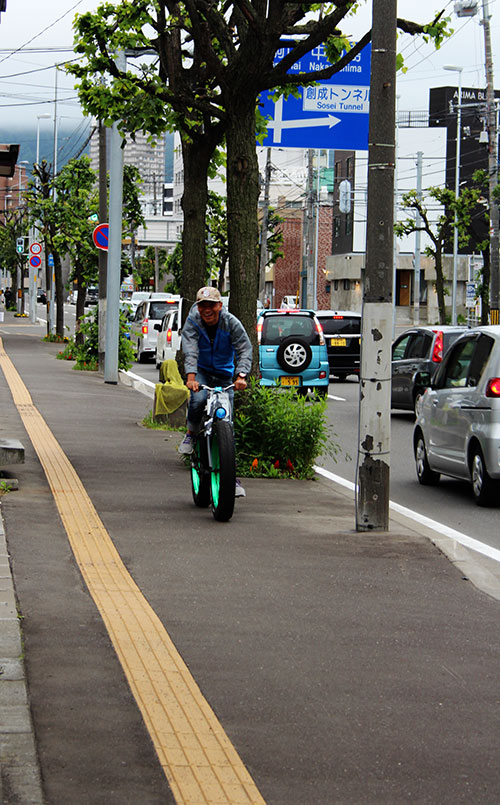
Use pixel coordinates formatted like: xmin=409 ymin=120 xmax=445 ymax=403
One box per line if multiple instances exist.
xmin=327 ymin=394 xmax=346 ymax=401
xmin=314 ymin=465 xmax=500 ymax=564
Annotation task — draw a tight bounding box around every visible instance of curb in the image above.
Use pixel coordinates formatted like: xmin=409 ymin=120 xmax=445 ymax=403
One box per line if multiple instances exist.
xmin=0 ymin=506 xmax=45 ymax=804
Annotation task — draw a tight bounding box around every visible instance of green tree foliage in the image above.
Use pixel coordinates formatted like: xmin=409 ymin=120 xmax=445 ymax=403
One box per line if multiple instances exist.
xmin=395 ymin=185 xmax=482 ymax=324
xmin=0 ymin=211 xmax=28 ymax=308
xmin=69 ymin=1 xmax=452 ymax=353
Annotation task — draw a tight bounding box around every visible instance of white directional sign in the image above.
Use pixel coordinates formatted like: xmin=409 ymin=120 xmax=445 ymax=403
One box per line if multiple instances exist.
xmin=259 ymin=42 xmax=371 ymax=150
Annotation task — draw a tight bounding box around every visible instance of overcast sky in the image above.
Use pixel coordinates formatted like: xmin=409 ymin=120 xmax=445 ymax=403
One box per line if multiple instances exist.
xmin=0 ymin=0 xmax=498 ymax=130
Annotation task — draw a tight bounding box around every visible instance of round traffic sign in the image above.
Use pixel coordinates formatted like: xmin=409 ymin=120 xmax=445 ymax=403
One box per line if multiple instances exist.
xmin=93 ymin=223 xmax=109 ymax=251
xmin=30 ymin=242 xmax=42 ymax=255
xmin=29 ymin=254 xmax=42 ymax=268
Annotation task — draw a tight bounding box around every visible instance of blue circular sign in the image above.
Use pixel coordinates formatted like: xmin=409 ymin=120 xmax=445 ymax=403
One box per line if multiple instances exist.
xmin=93 ymin=223 xmax=109 ymax=251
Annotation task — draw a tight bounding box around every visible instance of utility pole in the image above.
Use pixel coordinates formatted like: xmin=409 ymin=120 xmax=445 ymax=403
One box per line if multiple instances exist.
xmin=413 ymin=151 xmax=423 ymax=326
xmin=481 ymin=0 xmax=499 ymax=323
xmin=356 ymin=0 xmax=396 ymax=532
xmin=305 ymin=149 xmax=315 ymax=308
xmin=98 ymin=120 xmax=108 ymax=372
xmin=104 ymin=51 xmax=125 ymax=384
xmin=258 ymin=147 xmax=272 ymax=305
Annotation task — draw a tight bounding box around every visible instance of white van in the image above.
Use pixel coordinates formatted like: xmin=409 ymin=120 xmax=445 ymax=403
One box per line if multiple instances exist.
xmin=130 ymin=293 xmax=181 ymax=362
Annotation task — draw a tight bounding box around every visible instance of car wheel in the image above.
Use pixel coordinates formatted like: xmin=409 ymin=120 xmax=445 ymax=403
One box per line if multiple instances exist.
xmin=471 ymin=446 xmax=497 ymax=507
xmin=276 ymin=336 xmax=312 ymax=374
xmin=414 ymin=432 xmax=440 ymax=486
xmin=413 ymin=389 xmax=424 ymax=417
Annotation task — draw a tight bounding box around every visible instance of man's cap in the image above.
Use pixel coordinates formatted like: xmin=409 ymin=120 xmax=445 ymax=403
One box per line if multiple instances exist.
xmin=196 ymin=286 xmax=221 ymax=303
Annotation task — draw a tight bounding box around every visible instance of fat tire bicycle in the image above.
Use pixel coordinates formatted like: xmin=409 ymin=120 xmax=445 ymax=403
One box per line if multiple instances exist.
xmin=190 ymin=384 xmax=236 ymax=522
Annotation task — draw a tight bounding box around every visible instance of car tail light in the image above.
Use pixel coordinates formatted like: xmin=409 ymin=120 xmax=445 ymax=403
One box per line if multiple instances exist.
xmin=257 ymin=321 xmax=263 ymax=343
xmin=431 ymin=331 xmax=443 ymax=362
xmin=315 ymin=321 xmax=325 ymax=345
xmin=332 ymin=315 xmax=344 ymax=319
xmin=166 ymin=327 xmax=172 ymax=344
xmin=142 ymin=319 xmax=148 ymax=335
xmin=485 ymin=378 xmax=500 ymax=397
xmin=319 ymin=370 xmax=327 ymax=379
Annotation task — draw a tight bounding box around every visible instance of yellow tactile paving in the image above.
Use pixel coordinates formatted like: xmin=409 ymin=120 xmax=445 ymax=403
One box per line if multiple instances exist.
xmin=0 ymin=337 xmax=265 ymax=805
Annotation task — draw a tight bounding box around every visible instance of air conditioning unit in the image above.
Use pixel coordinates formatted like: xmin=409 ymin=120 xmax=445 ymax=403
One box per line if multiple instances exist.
xmin=454 ymin=0 xmax=478 ymax=17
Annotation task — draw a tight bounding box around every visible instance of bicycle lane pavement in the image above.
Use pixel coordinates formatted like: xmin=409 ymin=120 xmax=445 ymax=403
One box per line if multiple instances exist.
xmin=3 ymin=327 xmax=500 ymax=802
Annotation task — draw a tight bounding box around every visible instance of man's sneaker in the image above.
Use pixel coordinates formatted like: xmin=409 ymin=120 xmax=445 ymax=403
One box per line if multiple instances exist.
xmin=235 ymin=479 xmax=246 ymax=498
xmin=178 ymin=433 xmax=194 ymax=455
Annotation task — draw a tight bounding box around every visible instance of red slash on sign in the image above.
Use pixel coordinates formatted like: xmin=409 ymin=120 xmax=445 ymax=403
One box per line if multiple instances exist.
xmin=93 ymin=223 xmax=109 ymax=251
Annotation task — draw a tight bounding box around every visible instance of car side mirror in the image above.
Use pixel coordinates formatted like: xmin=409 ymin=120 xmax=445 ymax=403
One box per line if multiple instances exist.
xmin=154 ymin=323 xmax=161 ymax=331
xmin=414 ymin=370 xmax=432 ymax=389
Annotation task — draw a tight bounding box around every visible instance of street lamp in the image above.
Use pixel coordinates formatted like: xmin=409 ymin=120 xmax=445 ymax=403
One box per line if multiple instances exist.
xmin=444 ymin=65 xmax=463 ymax=325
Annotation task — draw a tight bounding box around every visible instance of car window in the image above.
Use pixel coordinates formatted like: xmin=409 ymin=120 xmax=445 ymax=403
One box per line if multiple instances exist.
xmin=261 ymin=315 xmax=316 ymax=345
xmin=149 ymin=302 xmax=169 ymax=320
xmin=440 ymin=337 xmax=477 ymax=388
xmin=468 ymin=334 xmax=494 ymax=387
xmin=406 ymin=333 xmax=432 ymax=359
xmin=134 ymin=303 xmax=144 ymax=322
xmin=392 ymin=334 xmax=411 ymax=360
xmin=318 ymin=316 xmax=361 ymax=336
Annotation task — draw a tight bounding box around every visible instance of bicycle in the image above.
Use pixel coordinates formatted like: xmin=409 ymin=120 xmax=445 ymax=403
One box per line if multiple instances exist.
xmin=190 ymin=384 xmax=236 ymax=522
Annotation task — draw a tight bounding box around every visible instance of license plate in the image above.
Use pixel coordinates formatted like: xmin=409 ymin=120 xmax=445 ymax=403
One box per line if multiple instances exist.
xmin=331 ymin=338 xmax=347 ymax=347
xmin=281 ymin=376 xmax=299 ymax=386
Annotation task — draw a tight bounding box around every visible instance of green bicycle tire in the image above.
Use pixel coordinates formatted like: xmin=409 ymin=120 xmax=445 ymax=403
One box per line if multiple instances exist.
xmin=191 ymin=434 xmax=210 ymax=507
xmin=210 ymin=420 xmax=236 ymax=522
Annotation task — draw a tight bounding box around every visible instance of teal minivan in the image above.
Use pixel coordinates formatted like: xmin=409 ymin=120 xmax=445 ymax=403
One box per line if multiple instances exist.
xmin=257 ymin=309 xmax=329 ymax=397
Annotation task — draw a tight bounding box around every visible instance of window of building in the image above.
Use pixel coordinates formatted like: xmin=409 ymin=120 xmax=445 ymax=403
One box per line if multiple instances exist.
xmin=345 ymin=213 xmax=352 ymax=235
xmin=343 ymin=279 xmax=350 ymax=291
xmin=334 ymin=217 xmax=341 ymax=238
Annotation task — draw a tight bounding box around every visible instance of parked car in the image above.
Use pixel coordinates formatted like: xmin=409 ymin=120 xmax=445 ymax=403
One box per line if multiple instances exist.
xmin=129 ymin=293 xmax=181 ymax=362
xmin=85 ymin=286 xmax=99 ymax=305
xmin=280 ymin=295 xmax=299 ymax=310
xmin=155 ymin=302 xmax=182 ymax=370
xmin=413 ymin=325 xmax=500 ymax=506
xmin=392 ymin=325 xmax=467 ymax=413
xmin=257 ymin=308 xmax=329 ymax=396
xmin=315 ymin=310 xmax=361 ymax=381
xmin=129 ymin=291 xmax=151 ymax=313
xmin=37 ymin=288 xmax=47 ymax=304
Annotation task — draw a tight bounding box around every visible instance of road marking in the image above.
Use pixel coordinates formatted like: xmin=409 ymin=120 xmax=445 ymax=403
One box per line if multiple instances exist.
xmin=314 ymin=465 xmax=500 ymax=564
xmin=0 ymin=337 xmax=265 ymax=805
xmin=327 ymin=393 xmax=346 ymax=401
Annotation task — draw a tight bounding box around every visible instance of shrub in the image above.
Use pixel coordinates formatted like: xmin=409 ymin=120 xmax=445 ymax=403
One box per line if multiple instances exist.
xmin=233 ymin=378 xmax=339 ymax=479
xmin=55 ymin=307 xmax=135 ymax=371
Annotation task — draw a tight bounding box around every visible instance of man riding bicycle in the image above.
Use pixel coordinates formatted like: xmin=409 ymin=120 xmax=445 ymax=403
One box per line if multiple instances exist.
xmin=178 ymin=286 xmax=252 ymax=496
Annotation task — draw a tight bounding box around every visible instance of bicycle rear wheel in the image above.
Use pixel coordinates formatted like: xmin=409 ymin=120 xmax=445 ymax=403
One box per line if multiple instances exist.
xmin=210 ymin=420 xmax=236 ymax=522
xmin=191 ymin=434 xmax=210 ymax=507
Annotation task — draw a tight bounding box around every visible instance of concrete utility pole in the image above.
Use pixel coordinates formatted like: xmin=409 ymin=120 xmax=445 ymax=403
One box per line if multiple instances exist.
xmin=305 ymin=149 xmax=315 ymax=308
xmin=258 ymin=147 xmax=272 ymax=305
xmin=356 ymin=0 xmax=396 ymax=532
xmin=98 ymin=120 xmax=108 ymax=372
xmin=104 ymin=51 xmax=125 ymax=384
xmin=413 ymin=151 xmax=423 ymax=326
xmin=481 ymin=0 xmax=499 ymax=323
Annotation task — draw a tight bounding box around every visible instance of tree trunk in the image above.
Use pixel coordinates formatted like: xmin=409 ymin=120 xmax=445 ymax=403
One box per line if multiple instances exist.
xmin=179 ymin=136 xmax=214 ymax=322
xmin=434 ymin=248 xmax=447 ymax=325
xmin=225 ymin=99 xmax=261 ymax=371
xmin=54 ymin=252 xmax=65 ymax=336
xmin=75 ymin=263 xmax=86 ymax=346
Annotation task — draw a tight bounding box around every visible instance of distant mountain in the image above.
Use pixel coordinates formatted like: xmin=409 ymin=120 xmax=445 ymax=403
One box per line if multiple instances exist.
xmin=0 ymin=119 xmax=92 ymax=173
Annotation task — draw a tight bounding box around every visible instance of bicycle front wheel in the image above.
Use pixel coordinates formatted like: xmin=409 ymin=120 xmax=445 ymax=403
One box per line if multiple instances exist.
xmin=210 ymin=420 xmax=236 ymax=522
xmin=191 ymin=434 xmax=210 ymax=507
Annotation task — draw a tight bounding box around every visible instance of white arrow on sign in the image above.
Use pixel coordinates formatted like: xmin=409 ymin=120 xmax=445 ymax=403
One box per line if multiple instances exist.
xmin=267 ymin=95 xmax=341 ymax=144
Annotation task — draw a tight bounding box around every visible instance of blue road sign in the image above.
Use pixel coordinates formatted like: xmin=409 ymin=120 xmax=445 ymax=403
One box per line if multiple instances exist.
xmin=48 ymin=253 xmax=54 ymax=267
xmin=93 ymin=223 xmax=109 ymax=251
xmin=29 ymin=254 xmax=42 ymax=269
xmin=259 ymin=42 xmax=371 ymax=150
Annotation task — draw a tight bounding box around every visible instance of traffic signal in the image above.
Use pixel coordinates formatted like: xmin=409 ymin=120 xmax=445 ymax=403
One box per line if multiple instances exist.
xmin=16 ymin=237 xmax=25 ymax=254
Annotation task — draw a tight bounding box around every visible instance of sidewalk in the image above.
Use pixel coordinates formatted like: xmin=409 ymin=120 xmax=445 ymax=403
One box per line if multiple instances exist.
xmin=2 ymin=312 xmax=500 ymax=803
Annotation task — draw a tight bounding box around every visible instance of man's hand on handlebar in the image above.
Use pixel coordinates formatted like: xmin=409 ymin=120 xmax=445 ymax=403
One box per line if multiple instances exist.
xmin=234 ymin=376 xmax=247 ymax=391
xmin=186 ymin=374 xmax=200 ymax=392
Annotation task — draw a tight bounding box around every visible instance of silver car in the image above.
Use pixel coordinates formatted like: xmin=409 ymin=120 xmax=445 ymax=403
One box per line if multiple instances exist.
xmin=413 ymin=326 xmax=500 ymax=506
